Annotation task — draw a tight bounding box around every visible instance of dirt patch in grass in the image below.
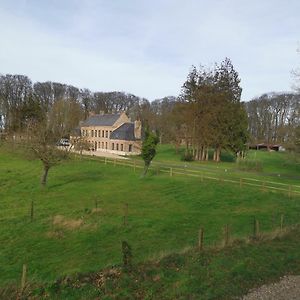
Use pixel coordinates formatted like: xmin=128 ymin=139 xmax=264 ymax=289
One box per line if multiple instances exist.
xmin=47 ymin=229 xmax=65 ymax=239
xmin=91 ymin=208 xmax=102 ymax=214
xmin=52 ymin=215 xmax=83 ymax=230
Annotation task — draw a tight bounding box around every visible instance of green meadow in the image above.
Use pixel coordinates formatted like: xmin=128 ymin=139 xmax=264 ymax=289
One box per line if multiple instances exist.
xmin=152 ymin=144 xmax=300 ymax=183
xmin=0 ymin=144 xmax=299 ymax=295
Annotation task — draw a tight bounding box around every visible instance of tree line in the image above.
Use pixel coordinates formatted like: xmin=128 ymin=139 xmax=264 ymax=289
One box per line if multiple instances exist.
xmin=0 ymin=74 xmax=150 ymax=134
xmin=245 ymin=92 xmax=300 ymax=151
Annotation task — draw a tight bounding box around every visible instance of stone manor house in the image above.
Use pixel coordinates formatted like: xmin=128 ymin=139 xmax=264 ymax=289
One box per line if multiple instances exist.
xmin=78 ymin=112 xmax=142 ymax=155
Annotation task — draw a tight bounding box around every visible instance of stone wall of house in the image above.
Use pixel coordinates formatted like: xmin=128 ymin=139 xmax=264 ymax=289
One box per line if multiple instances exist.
xmin=80 ymin=127 xmax=141 ymax=154
xmin=109 ymin=139 xmax=141 ymax=154
xmin=79 ymin=113 xmax=141 ymax=154
xmin=81 ymin=125 xmax=113 ymax=151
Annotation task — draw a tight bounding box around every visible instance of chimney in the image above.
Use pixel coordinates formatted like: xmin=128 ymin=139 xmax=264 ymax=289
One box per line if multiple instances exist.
xmin=134 ymin=120 xmax=141 ymax=140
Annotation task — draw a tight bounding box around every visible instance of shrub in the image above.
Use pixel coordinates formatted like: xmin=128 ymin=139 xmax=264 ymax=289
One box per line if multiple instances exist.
xmin=181 ymin=152 xmax=194 ymax=162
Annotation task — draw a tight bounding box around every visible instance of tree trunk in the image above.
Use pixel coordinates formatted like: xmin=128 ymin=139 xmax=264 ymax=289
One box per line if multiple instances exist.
xmin=196 ymin=146 xmax=200 ymax=161
xmin=192 ymin=146 xmax=196 ymax=159
xmin=41 ymin=165 xmax=50 ymax=186
xmin=201 ymin=146 xmax=205 ymax=161
xmin=205 ymin=148 xmax=209 ymax=161
xmin=141 ymin=164 xmax=149 ymax=178
xmin=185 ymin=141 xmax=189 ymax=155
xmin=194 ymin=145 xmax=198 ymax=160
xmin=175 ymin=142 xmax=179 ymax=154
xmin=216 ymin=146 xmax=221 ymax=162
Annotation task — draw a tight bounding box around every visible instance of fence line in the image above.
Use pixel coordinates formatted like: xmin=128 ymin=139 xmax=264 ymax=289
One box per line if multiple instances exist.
xmin=87 ymin=156 xmax=300 ymax=196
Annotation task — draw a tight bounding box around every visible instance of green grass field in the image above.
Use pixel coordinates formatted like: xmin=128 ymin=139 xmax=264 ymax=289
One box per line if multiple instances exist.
xmin=152 ymin=144 xmax=300 ymax=180
xmin=1 ymin=144 xmax=300 ymax=293
xmin=24 ymin=227 xmax=300 ymax=299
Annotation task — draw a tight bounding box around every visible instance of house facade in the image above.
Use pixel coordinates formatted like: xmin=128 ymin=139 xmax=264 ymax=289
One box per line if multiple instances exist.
xmin=79 ymin=112 xmax=142 ymax=155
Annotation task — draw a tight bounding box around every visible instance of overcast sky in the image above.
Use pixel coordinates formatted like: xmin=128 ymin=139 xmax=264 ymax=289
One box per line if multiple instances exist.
xmin=0 ymin=0 xmax=299 ymax=101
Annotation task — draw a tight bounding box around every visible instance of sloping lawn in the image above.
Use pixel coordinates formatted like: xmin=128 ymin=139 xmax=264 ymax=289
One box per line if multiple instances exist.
xmin=0 ymin=147 xmax=299 ymax=287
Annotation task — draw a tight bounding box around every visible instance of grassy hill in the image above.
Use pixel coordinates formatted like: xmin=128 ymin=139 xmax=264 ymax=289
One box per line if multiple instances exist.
xmin=0 ymin=144 xmax=299 ymax=297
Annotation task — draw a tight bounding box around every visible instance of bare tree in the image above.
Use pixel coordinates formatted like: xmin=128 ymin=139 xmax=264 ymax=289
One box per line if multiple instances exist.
xmin=245 ymin=92 xmax=300 ymax=149
xmin=72 ymin=135 xmax=90 ymax=159
xmin=24 ymin=120 xmax=70 ymax=186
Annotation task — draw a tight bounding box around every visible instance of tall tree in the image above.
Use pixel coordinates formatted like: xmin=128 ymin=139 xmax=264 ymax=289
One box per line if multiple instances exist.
xmin=179 ymin=58 xmax=246 ymax=161
xmin=141 ymin=127 xmax=159 ymax=177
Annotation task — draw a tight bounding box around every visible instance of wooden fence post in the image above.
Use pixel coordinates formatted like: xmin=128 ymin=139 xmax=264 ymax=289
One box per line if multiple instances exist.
xmin=255 ymin=219 xmax=260 ymax=238
xmin=253 ymin=217 xmax=260 ymax=239
xmin=272 ymin=213 xmax=276 ymax=229
xmin=133 ymin=160 xmax=136 ymax=173
xmin=21 ymin=264 xmax=27 ymax=294
xmin=224 ymin=224 xmax=230 ymax=246
xmin=262 ymin=181 xmax=266 ymax=192
xmin=30 ymin=201 xmax=34 ymax=222
xmin=51 ymin=215 xmax=54 ymax=232
xmin=170 ymin=168 xmax=173 ymax=177
xmin=123 ymin=203 xmax=128 ymax=226
xmin=288 ymin=186 xmax=292 ymax=198
xmin=198 ymin=228 xmax=204 ymax=251
xmin=239 ymin=178 xmax=243 ymax=188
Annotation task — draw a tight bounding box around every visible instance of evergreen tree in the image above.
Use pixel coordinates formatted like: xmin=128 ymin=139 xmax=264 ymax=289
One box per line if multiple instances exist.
xmin=141 ymin=127 xmax=159 ymax=177
xmin=179 ymin=58 xmax=247 ymax=161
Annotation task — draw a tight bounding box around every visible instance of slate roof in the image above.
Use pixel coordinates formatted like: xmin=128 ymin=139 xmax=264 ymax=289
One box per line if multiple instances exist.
xmin=71 ymin=127 xmax=81 ymax=136
xmin=81 ymin=114 xmax=121 ymax=126
xmin=110 ymin=123 xmax=135 ymax=141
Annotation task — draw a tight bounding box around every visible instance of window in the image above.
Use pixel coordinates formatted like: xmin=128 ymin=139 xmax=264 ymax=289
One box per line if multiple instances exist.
xmin=105 ymin=130 xmax=108 ymax=138
xmin=102 ymin=130 xmax=104 ymax=137
xmin=105 ymin=142 xmax=107 ymax=149
xmin=116 ymin=144 xmax=119 ymax=151
xmin=91 ymin=130 xmax=94 ymax=137
xmin=112 ymin=143 xmax=114 ymax=150
xmin=95 ymin=130 xmax=97 ymax=137
xmin=98 ymin=142 xmax=100 ymax=148
xmin=98 ymin=130 xmax=101 ymax=137
xmin=102 ymin=142 xmax=104 ymax=148
xmin=109 ymin=130 xmax=112 ymax=137
xmin=129 ymin=144 xmax=132 ymax=152
xmin=121 ymin=144 xmax=123 ymax=151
